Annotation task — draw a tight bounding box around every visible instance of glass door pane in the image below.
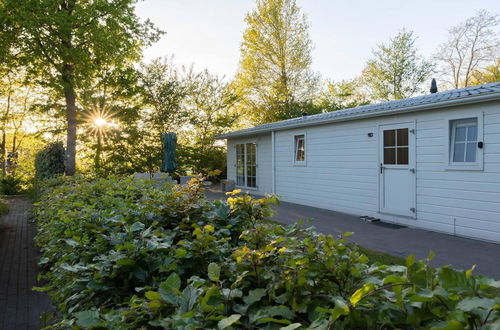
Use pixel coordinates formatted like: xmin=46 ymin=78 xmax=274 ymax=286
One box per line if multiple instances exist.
xmin=246 ymin=143 xmax=256 ymax=188
xmin=236 ymin=144 xmax=245 ymax=186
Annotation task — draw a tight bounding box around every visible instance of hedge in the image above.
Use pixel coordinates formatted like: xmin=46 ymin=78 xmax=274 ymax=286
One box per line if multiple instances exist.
xmin=34 ymin=142 xmax=65 ymax=180
xmin=34 ymin=177 xmax=500 ymax=329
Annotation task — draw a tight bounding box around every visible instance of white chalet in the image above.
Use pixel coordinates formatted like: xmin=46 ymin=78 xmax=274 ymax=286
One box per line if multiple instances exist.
xmin=216 ymin=82 xmax=500 ymax=243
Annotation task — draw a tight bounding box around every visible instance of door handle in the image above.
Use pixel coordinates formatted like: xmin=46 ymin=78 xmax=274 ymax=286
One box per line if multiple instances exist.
xmin=380 ymin=163 xmax=384 ymax=174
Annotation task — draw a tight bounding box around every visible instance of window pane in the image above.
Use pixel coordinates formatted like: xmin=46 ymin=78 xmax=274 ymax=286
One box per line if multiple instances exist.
xmin=237 ymin=175 xmax=245 ymax=186
xmin=295 ymin=135 xmax=305 ymax=161
xmin=455 ymin=127 xmax=466 ymax=142
xmin=397 ymin=147 xmax=409 ymax=165
xmin=384 ymin=130 xmax=396 ymax=147
xmin=397 ymin=129 xmax=408 ymax=146
xmin=384 ymin=148 xmax=396 ymax=164
xmin=465 ymin=142 xmax=477 ymax=162
xmin=453 ymin=143 xmax=465 ymax=162
xmin=246 ymin=175 xmax=255 ymax=188
xmin=467 ymin=125 xmax=477 ymax=141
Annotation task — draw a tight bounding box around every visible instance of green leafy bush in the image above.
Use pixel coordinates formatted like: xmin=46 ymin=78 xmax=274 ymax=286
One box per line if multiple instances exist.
xmin=34 ymin=142 xmax=66 ymax=180
xmin=0 ymin=174 xmax=25 ymax=195
xmin=35 ymin=178 xmax=500 ymax=329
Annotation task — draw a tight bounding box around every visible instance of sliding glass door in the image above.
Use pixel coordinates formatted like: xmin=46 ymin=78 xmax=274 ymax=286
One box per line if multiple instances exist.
xmin=235 ymin=143 xmax=257 ymax=188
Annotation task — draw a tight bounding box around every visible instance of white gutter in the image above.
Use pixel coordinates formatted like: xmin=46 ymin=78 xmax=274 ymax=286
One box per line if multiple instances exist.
xmin=215 ymin=92 xmax=500 ymax=139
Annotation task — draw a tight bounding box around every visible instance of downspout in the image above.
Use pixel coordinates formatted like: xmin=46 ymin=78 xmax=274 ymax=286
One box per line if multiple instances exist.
xmin=271 ymin=131 xmax=276 ymax=194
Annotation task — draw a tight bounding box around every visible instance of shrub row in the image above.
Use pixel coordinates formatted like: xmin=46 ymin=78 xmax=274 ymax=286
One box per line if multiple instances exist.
xmin=34 ymin=177 xmax=500 ymax=329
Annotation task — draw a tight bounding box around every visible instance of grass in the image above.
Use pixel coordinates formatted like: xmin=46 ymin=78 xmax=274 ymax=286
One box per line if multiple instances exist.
xmin=356 ymin=245 xmax=406 ymax=265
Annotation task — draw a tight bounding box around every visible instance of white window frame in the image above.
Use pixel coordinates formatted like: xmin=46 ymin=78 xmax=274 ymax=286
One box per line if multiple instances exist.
xmin=293 ymin=133 xmax=307 ymax=166
xmin=234 ymin=142 xmax=258 ymax=189
xmin=444 ymin=111 xmax=484 ymax=171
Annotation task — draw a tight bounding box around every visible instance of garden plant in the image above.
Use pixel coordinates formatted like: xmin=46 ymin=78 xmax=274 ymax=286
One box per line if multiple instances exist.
xmin=34 ymin=177 xmax=500 ymax=329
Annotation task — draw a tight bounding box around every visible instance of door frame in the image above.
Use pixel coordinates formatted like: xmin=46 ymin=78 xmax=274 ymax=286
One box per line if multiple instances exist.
xmin=378 ymin=121 xmax=417 ymax=218
xmin=235 ymin=142 xmax=258 ymax=190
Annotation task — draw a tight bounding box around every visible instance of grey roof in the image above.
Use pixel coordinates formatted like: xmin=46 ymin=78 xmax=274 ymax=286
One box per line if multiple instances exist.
xmin=216 ymin=82 xmax=500 ymax=139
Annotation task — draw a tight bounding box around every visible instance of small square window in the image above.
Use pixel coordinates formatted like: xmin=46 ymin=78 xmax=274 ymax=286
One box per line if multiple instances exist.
xmin=294 ymin=135 xmax=305 ymax=163
xmin=382 ymin=128 xmax=408 ymax=165
xmin=450 ymin=119 xmax=478 ymax=164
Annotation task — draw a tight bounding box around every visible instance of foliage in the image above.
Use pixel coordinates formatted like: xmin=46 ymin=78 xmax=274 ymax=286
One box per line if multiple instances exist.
xmin=35 ymin=177 xmax=500 ymax=329
xmin=315 ymin=79 xmax=370 ymax=112
xmin=35 ymin=142 xmax=65 ymax=180
xmin=470 ymin=58 xmax=500 ymax=86
xmin=234 ymin=0 xmax=319 ymax=124
xmin=435 ymin=10 xmax=500 ymax=89
xmin=0 ymin=0 xmax=162 ymax=175
xmin=360 ymin=29 xmax=434 ymax=101
xmin=0 ymin=174 xmax=25 ymax=195
xmin=139 ymin=57 xmax=192 ymax=135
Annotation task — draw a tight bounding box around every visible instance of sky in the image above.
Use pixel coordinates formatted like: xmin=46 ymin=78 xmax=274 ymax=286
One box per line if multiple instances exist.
xmin=135 ymin=0 xmax=500 ymax=82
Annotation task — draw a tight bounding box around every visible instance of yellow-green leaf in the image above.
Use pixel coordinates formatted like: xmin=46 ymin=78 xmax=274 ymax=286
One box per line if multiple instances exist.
xmin=349 ymin=283 xmax=375 ymax=306
xmin=145 ymin=291 xmax=161 ymax=301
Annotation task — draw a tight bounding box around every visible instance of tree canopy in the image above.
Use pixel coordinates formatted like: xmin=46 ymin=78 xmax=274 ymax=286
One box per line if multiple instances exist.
xmin=435 ymin=10 xmax=500 ymax=89
xmin=0 ymin=0 xmax=161 ymax=175
xmin=360 ymin=30 xmax=434 ymax=101
xmin=234 ymin=0 xmax=319 ymax=124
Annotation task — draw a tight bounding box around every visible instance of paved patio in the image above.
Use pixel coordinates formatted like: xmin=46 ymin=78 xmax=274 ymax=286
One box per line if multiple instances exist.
xmin=206 ymin=189 xmax=500 ymax=279
xmin=0 ymin=197 xmax=52 ymax=330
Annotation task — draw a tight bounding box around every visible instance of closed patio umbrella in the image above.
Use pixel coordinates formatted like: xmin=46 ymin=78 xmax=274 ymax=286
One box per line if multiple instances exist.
xmin=161 ymin=132 xmax=177 ymax=174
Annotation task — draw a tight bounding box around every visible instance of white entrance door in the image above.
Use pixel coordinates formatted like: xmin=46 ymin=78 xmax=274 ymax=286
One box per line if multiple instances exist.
xmin=379 ymin=122 xmax=416 ymax=218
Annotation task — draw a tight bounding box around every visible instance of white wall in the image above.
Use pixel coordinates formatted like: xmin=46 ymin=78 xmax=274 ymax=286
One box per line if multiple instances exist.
xmin=227 ymin=100 xmax=500 ymax=243
xmin=227 ymin=134 xmax=273 ymax=196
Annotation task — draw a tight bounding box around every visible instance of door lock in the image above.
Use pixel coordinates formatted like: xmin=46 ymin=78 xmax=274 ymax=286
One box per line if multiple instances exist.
xmin=409 ymin=168 xmax=415 ymax=173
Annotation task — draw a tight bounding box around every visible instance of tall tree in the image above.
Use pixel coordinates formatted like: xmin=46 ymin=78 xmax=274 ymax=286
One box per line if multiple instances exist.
xmin=0 ymin=0 xmax=161 ymax=175
xmin=470 ymin=58 xmax=500 ymax=85
xmin=234 ymin=0 xmax=318 ymax=124
xmin=139 ymin=57 xmax=191 ymax=135
xmin=435 ymin=10 xmax=500 ymax=89
xmin=184 ymin=70 xmax=239 ymax=174
xmin=315 ymin=79 xmax=369 ymax=112
xmin=361 ymin=30 xmax=434 ymax=101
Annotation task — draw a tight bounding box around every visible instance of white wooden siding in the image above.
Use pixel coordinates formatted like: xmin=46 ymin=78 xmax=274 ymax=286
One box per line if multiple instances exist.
xmin=226 ymin=100 xmax=500 ymax=243
xmin=227 ymin=134 xmax=272 ymax=195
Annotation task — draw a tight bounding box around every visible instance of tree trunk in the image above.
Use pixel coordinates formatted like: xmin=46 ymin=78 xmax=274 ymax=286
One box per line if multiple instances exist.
xmin=0 ymin=131 xmax=6 ymax=177
xmin=63 ymin=65 xmax=77 ymax=176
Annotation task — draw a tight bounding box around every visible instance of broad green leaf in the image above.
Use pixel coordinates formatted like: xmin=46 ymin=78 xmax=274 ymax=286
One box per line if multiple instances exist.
xmin=164 ymin=272 xmax=181 ymax=290
xmin=130 ymin=221 xmax=145 ymax=232
xmin=145 ymin=291 xmax=161 ymax=301
xmin=159 ymin=273 xmax=181 ymax=305
xmin=148 ymin=300 xmax=161 ymax=309
xmin=349 ymin=283 xmax=375 ymax=306
xmin=280 ymin=324 xmax=302 ymax=330
xmin=331 ymin=297 xmax=349 ymax=321
xmin=456 ymin=297 xmax=495 ymax=312
xmin=208 ymin=263 xmax=221 ymax=282
xmin=176 ymin=248 xmax=188 ymax=258
xmin=243 ymin=288 xmax=267 ymax=305
xmin=218 ymin=314 xmax=241 ymax=329
xmin=75 ymin=310 xmax=101 ymax=328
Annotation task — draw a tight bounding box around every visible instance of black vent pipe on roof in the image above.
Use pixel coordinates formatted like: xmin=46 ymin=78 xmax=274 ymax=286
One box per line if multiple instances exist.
xmin=301 ymin=112 xmax=308 ymax=118
xmin=430 ymin=78 xmax=438 ymax=93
